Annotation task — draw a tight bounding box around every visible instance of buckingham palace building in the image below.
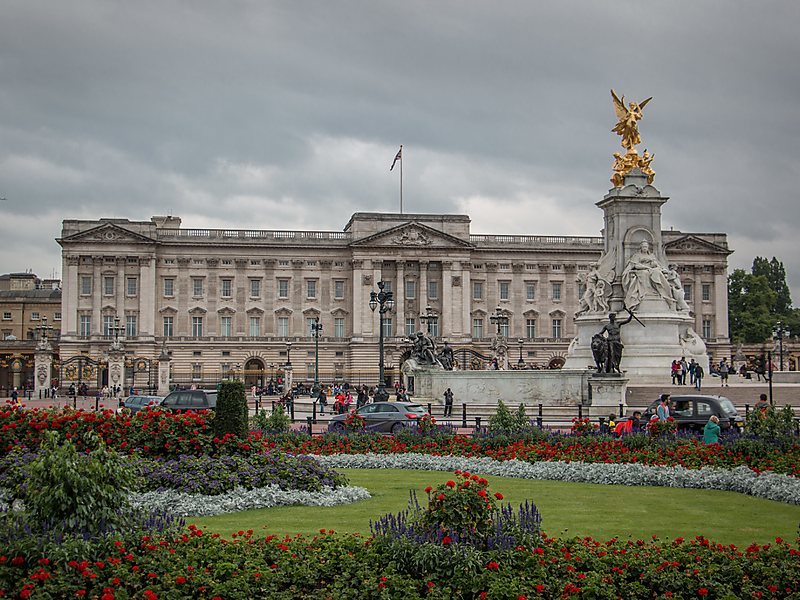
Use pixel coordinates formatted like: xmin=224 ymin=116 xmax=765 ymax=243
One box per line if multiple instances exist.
xmin=57 ymin=212 xmax=731 ymax=390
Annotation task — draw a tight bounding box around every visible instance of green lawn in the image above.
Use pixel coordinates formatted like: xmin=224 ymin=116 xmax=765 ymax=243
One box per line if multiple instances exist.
xmin=190 ymin=468 xmax=800 ymax=548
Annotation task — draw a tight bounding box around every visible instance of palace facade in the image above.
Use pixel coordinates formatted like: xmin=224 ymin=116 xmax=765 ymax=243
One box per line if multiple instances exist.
xmin=57 ymin=213 xmax=732 ymax=390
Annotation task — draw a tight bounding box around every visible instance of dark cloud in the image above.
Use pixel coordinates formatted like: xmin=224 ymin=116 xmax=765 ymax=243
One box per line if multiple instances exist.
xmin=1 ymin=0 xmax=799 ymax=302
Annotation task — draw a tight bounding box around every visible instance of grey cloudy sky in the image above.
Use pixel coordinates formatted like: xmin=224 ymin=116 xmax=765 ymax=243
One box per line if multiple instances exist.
xmin=1 ymin=1 xmax=799 ymax=301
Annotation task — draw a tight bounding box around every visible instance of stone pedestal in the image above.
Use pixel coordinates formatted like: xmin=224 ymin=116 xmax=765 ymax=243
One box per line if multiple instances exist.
xmin=34 ymin=346 xmax=53 ymax=399
xmin=284 ymin=365 xmax=294 ymax=393
xmin=107 ymin=350 xmax=126 ymax=396
xmin=589 ymin=373 xmax=628 ymax=413
xmin=157 ymin=344 xmax=172 ymax=396
xmin=564 ymin=169 xmax=709 ymax=381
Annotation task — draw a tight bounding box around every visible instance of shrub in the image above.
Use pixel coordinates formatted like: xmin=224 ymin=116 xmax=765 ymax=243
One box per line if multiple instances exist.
xmin=416 ymin=414 xmax=437 ymax=434
xmin=260 ymin=405 xmax=291 ymax=433
xmin=570 ymin=416 xmax=597 ymax=435
xmin=343 ymin=412 xmax=366 ymax=433
xmin=372 ymin=470 xmax=541 ymax=551
xmin=647 ymin=417 xmax=678 ymax=438
xmin=747 ymin=405 xmax=796 ymax=439
xmin=214 ymin=380 xmax=248 ymax=439
xmin=22 ymin=431 xmax=134 ymax=538
xmin=487 ymin=399 xmax=515 ymax=432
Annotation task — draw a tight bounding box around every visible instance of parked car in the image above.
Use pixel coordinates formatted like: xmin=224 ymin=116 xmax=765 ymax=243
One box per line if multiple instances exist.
xmin=642 ymin=395 xmax=744 ymax=432
xmin=328 ymin=401 xmax=428 ymax=434
xmin=161 ymin=389 xmax=218 ymax=412
xmin=117 ymin=395 xmax=164 ymax=414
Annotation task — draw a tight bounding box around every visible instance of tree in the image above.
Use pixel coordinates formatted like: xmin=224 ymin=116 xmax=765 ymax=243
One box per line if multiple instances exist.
xmin=751 ymin=257 xmax=792 ymax=314
xmin=727 ymin=269 xmax=776 ymax=342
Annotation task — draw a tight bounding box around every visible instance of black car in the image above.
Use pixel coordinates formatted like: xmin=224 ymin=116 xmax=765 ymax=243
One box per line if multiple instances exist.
xmin=161 ymin=389 xmax=218 ymax=412
xmin=118 ymin=395 xmax=164 ymax=414
xmin=643 ymin=395 xmax=744 ymax=431
xmin=328 ymin=401 xmax=429 ymax=434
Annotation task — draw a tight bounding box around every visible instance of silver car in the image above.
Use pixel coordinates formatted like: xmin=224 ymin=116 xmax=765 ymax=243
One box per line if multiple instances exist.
xmin=328 ymin=401 xmax=428 ymax=434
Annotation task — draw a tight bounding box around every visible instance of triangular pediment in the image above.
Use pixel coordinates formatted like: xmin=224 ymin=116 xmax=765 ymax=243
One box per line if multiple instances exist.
xmin=350 ymin=222 xmax=472 ymax=249
xmin=664 ymin=234 xmax=731 ymax=255
xmin=60 ymin=223 xmax=156 ymax=245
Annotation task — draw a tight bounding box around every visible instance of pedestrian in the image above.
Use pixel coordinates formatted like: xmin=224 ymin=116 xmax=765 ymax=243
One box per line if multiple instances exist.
xmin=680 ymin=357 xmax=688 ymax=385
xmin=689 ymin=359 xmax=697 ymax=385
xmin=11 ymin=387 xmax=20 ymax=406
xmin=754 ymin=393 xmax=769 ymax=417
xmin=670 ymin=360 xmax=680 ymax=385
xmin=694 ymin=363 xmax=704 ymax=390
xmin=443 ymin=387 xmax=454 ymax=417
xmin=703 ymin=415 xmax=720 ymax=444
xmin=316 ymin=388 xmax=327 ymax=415
xmin=719 ymin=358 xmax=729 ymax=387
xmin=656 ymin=394 xmax=670 ymax=421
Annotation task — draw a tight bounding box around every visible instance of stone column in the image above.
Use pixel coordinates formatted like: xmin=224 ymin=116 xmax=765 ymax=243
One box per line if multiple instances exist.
xmin=395 ymin=261 xmax=406 ymax=336
xmin=351 ymin=259 xmax=364 ymax=336
xmin=419 ymin=261 xmax=429 ymax=309
xmin=157 ymin=343 xmax=172 ymax=396
xmin=92 ymin=256 xmax=102 ymax=338
xmin=460 ymin=262 xmax=471 ymax=339
xmin=442 ymin=261 xmax=453 ymax=336
xmin=108 ymin=349 xmax=126 ymax=396
xmin=34 ymin=345 xmax=53 ymax=399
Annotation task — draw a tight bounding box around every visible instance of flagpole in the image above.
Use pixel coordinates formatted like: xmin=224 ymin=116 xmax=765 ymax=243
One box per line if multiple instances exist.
xmin=399 ymin=144 xmax=403 ymax=214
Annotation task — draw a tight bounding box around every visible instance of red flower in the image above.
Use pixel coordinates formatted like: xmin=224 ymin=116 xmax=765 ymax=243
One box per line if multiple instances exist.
xmin=175 ymin=576 xmax=187 ymax=584
xmin=477 ymin=489 xmax=487 ymax=498
xmin=494 ymin=492 xmax=504 ymax=500
xmin=441 ymin=536 xmax=452 ymax=546
xmin=486 ymin=561 xmax=500 ymax=571
xmin=446 ymin=480 xmax=456 ymax=488
xmin=698 ymin=589 xmax=708 ymax=597
xmin=536 ymin=584 xmax=545 ymax=593
xmin=437 ymin=493 xmax=445 ymax=501
xmin=425 ymin=486 xmax=433 ymax=493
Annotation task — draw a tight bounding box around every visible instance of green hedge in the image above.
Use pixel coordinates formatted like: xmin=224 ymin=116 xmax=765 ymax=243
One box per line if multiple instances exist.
xmin=213 ymin=380 xmax=248 ymax=439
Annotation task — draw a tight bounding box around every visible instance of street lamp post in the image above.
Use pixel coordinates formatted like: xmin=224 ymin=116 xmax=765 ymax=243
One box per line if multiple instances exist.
xmin=369 ymin=280 xmax=394 ymax=402
xmin=774 ymin=321 xmax=785 ymax=372
xmin=420 ymin=305 xmax=438 ymax=335
xmin=517 ymin=338 xmax=525 ymax=367
xmin=311 ymin=317 xmax=323 ymax=394
xmin=284 ymin=341 xmax=293 ymax=395
xmin=490 ymin=306 xmax=508 ymax=337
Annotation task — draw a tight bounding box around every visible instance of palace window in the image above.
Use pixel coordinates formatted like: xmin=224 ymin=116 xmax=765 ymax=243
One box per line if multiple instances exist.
xmin=552 ymin=318 xmax=562 ymax=339
xmin=31 ymin=312 xmax=40 ymax=320
xmin=277 ymin=316 xmax=289 ymax=337
xmin=702 ymin=319 xmax=712 ymax=339
xmin=405 ymin=318 xmax=416 ymax=337
xmin=499 ymin=281 xmax=510 ymax=301
xmin=499 ymin=321 xmax=509 ymax=338
xmin=382 ymin=318 xmax=393 ymax=338
xmin=702 ymin=284 xmax=711 ymax=302
xmin=54 ymin=312 xmax=61 ymax=321
xmin=192 ymin=363 xmax=202 ymax=381
xmin=428 ymin=280 xmax=439 ymax=300
xmin=684 ymin=283 xmax=693 ymax=301
xmin=221 ymin=279 xmax=232 ymax=298
xmin=220 ymin=316 xmax=232 ymax=337
xmin=551 ymin=282 xmax=562 ymax=301
xmin=473 ymin=281 xmax=484 ymax=300
xmin=249 ymin=316 xmax=261 ymax=337
xmin=526 ymin=319 xmax=536 ymax=339
xmin=334 ymin=317 xmax=345 ymax=338
xmin=526 ymin=282 xmax=536 ymax=301
xmin=163 ymin=278 xmax=174 ymax=297
xmin=191 ymin=316 xmax=203 ymax=337
xmin=163 ymin=316 xmax=173 ymax=338
xmin=278 ymin=279 xmax=289 ymax=298
xmin=102 ymin=315 xmax=114 ymax=337
xmin=126 ymin=315 xmax=137 ymax=337
xmin=126 ymin=277 xmax=138 ymax=296
xmin=192 ymin=278 xmax=204 ymax=297
xmin=473 ymin=318 xmax=484 ymax=338
xmin=103 ymin=276 xmax=114 ymax=296
xmin=250 ymin=279 xmax=261 ymax=298
xmin=80 ymin=276 xmax=92 ymax=295
xmin=2 ymin=312 xmax=11 ymax=321
xmin=79 ymin=315 xmax=91 ymax=337
xmin=306 ymin=279 xmax=317 ymax=299
xmin=334 ymin=280 xmax=345 ymax=299
xmin=405 ymin=280 xmax=417 ymax=299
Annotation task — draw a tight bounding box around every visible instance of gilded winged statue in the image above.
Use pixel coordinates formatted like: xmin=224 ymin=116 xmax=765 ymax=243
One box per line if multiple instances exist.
xmin=611 ymin=89 xmax=652 ymax=151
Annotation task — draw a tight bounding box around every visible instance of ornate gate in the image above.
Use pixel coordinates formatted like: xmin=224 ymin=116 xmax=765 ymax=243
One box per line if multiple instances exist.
xmin=59 ymin=355 xmax=102 ymax=391
xmin=125 ymin=356 xmax=157 ymax=394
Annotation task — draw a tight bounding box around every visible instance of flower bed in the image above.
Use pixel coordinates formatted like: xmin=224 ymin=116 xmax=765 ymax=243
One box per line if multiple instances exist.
xmin=1 ymin=514 xmax=798 ymax=598
xmin=316 ymin=453 xmax=800 ymax=505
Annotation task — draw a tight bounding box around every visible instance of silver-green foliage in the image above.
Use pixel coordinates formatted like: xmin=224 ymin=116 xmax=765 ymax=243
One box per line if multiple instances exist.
xmin=24 ymin=431 xmax=134 ymax=536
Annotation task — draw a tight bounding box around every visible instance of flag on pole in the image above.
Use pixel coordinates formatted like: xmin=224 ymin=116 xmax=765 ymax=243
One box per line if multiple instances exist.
xmin=390 ymin=145 xmax=402 ymax=171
